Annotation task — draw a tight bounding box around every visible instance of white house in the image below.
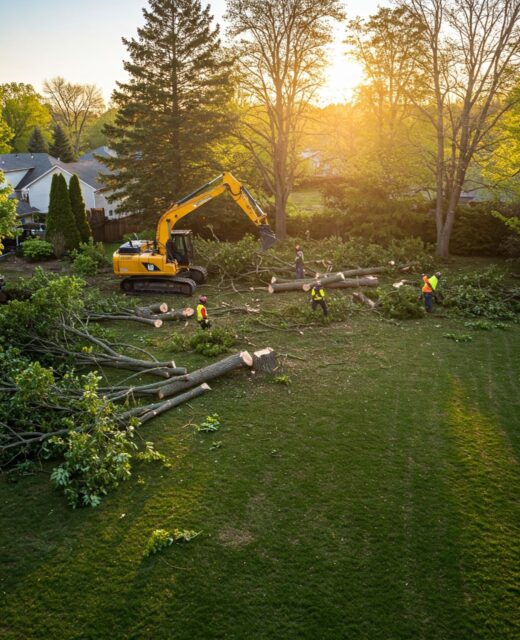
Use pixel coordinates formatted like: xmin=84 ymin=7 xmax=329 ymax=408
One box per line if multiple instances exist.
xmin=0 ymin=148 xmax=125 ymax=225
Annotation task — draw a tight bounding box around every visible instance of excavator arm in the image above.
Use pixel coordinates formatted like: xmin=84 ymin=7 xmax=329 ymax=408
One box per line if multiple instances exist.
xmin=156 ymin=172 xmax=277 ymax=251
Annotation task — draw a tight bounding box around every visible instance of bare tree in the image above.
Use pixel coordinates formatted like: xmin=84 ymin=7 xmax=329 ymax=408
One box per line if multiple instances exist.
xmin=226 ymin=0 xmax=345 ymax=239
xmin=43 ymin=77 xmax=104 ymax=155
xmin=401 ymin=0 xmax=520 ymax=257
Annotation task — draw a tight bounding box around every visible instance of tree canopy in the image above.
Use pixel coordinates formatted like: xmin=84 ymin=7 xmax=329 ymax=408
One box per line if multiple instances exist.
xmin=103 ymin=0 xmax=233 ymax=219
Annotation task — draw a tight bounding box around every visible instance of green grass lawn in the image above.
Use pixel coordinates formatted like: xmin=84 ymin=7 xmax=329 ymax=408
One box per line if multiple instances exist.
xmin=0 ymin=270 xmax=519 ymax=639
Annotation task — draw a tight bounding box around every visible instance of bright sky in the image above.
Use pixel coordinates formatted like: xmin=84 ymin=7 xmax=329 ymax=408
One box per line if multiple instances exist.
xmin=0 ymin=0 xmax=389 ymax=106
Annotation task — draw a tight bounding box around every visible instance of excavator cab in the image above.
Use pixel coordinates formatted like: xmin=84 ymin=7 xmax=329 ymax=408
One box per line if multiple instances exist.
xmin=166 ymin=230 xmax=194 ymax=265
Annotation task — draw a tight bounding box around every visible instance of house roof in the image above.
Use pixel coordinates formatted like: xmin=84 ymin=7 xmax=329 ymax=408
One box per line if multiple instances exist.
xmin=79 ymin=146 xmax=116 ymax=162
xmin=55 ymin=159 xmax=106 ymax=190
xmin=8 ymin=195 xmax=41 ymax=216
xmin=0 ymin=153 xmax=59 ymax=188
xmin=0 ymin=152 xmax=111 ymax=192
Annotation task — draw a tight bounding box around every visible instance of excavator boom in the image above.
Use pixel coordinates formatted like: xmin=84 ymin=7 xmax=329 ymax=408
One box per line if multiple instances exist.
xmin=156 ymin=172 xmax=276 ymax=251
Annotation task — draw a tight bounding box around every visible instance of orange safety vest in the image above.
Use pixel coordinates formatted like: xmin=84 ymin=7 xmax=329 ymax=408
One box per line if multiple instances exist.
xmin=421 ymin=275 xmax=433 ymax=293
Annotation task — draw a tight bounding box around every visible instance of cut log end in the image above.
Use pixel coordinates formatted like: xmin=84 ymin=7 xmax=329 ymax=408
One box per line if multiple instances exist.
xmin=184 ymin=307 xmax=195 ymax=318
xmin=268 ymin=285 xmax=274 ymax=294
xmin=201 ymin=383 xmax=212 ymax=391
xmin=240 ymin=350 xmax=253 ymax=367
xmin=153 ymin=319 xmax=163 ymax=328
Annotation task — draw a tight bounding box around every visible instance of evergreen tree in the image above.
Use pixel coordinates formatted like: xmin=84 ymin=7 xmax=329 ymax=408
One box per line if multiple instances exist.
xmin=103 ymin=0 xmax=233 ymax=218
xmin=49 ymin=125 xmax=76 ymax=162
xmin=46 ymin=173 xmax=80 ymax=253
xmin=27 ymin=127 xmax=48 ymax=153
xmin=69 ymin=174 xmax=92 ymax=242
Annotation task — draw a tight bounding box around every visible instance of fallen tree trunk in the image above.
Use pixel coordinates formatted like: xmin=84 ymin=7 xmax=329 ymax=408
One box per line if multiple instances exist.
xmin=253 ymin=348 xmax=277 ymax=373
xmin=327 ymin=276 xmax=379 ymax=289
xmin=123 ymin=384 xmax=212 ymax=424
xmin=87 ymin=313 xmax=163 ymax=328
xmin=352 ymin=291 xmax=378 ymax=309
xmin=341 ymin=266 xmax=386 ymax=277
xmin=269 ymin=272 xmax=345 ymax=294
xmin=157 ymin=351 xmax=253 ymax=399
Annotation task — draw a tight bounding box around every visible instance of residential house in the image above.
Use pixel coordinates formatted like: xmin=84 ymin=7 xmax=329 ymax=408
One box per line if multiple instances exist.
xmin=0 ymin=148 xmax=125 ymax=225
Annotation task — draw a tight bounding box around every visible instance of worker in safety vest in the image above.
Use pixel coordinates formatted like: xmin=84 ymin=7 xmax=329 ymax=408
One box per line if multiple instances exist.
xmin=196 ymin=295 xmax=211 ymax=330
xmin=311 ymin=281 xmax=328 ymax=317
xmin=421 ymin=272 xmax=441 ymax=312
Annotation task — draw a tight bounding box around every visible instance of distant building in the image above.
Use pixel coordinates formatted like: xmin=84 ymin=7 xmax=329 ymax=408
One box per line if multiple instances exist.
xmin=0 ymin=148 xmax=125 ymax=225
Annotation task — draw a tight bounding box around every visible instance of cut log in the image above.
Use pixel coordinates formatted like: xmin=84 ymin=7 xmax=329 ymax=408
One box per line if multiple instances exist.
xmin=301 ymin=273 xmax=345 ymax=292
xmin=253 ymin=348 xmax=277 ymax=373
xmin=340 ymin=266 xmax=386 ymax=277
xmin=352 ymin=291 xmax=377 ymax=309
xmin=138 ymin=384 xmax=212 ymax=424
xmin=269 ymin=272 xmax=345 ymax=294
xmin=136 ymin=302 xmax=169 ymax=317
xmin=392 ymin=279 xmax=416 ymax=289
xmin=327 ymin=276 xmax=379 ymax=289
xmin=149 ymin=307 xmax=194 ymax=321
xmin=157 ymin=351 xmax=253 ymax=399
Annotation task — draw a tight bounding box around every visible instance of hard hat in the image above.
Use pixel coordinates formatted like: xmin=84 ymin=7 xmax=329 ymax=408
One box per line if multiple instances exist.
xmin=199 ymin=295 xmax=207 ymax=303
xmin=295 ymin=244 xmax=301 ymax=250
xmin=435 ymin=272 xmax=441 ymax=278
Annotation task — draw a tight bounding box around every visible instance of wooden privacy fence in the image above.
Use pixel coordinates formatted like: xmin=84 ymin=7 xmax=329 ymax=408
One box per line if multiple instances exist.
xmin=88 ymin=210 xmax=144 ymax=243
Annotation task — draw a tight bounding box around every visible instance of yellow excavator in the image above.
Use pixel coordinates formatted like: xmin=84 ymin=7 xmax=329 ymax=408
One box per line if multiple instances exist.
xmin=113 ymin=172 xmax=277 ymax=295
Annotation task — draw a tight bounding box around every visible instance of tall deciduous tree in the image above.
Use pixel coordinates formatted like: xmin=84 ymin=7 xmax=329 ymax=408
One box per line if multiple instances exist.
xmin=225 ymin=0 xmax=345 ymax=238
xmin=27 ymin=127 xmax=48 ymax=153
xmin=69 ymin=174 xmax=92 ymax=242
xmin=401 ymin=0 xmax=520 ymax=257
xmin=0 ymin=83 xmax=51 ymax=152
xmin=43 ymin=77 xmax=104 ymax=155
xmin=46 ymin=173 xmax=80 ymax=254
xmin=103 ymin=0 xmax=233 ymax=218
xmin=0 ymin=115 xmax=12 ymax=153
xmin=345 ymin=7 xmax=428 ymax=190
xmin=0 ymin=170 xmax=17 ymax=253
xmin=49 ymin=125 xmax=76 ymax=162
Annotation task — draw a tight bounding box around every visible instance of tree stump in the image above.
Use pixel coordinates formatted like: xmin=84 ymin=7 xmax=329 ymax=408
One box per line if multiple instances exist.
xmin=253 ymin=348 xmax=277 ymax=373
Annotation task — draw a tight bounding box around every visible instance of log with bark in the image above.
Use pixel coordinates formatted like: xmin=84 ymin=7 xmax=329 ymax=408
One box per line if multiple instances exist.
xmin=135 ymin=302 xmax=169 ymax=316
xmin=121 ymin=383 xmax=212 ymax=424
xmin=269 ymin=272 xmax=345 ymax=294
xmin=327 ymin=276 xmax=379 ymax=289
xmin=86 ymin=313 xmax=163 ymax=328
xmin=252 ymin=348 xmax=278 ymax=373
xmin=341 ymin=266 xmax=386 ymax=277
xmin=352 ymin=291 xmax=378 ymax=309
xmin=157 ymin=351 xmax=253 ymax=399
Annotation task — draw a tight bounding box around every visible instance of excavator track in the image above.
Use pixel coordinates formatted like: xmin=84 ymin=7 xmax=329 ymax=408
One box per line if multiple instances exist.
xmin=121 ymin=276 xmax=197 ymax=296
xmin=182 ymin=266 xmax=208 ymax=284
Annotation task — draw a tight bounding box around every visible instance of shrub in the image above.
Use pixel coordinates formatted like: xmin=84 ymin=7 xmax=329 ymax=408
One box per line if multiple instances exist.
xmin=22 ymin=238 xmax=54 ymax=261
xmin=71 ymin=239 xmax=108 ymax=276
xmin=378 ymin=286 xmax=426 ymax=319
xmin=189 ymin=328 xmax=235 ymax=356
xmin=72 ymin=253 xmax=98 ymax=276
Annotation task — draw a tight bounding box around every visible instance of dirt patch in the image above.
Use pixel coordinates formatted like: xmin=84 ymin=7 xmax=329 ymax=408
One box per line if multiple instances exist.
xmin=218 ymin=527 xmax=254 ymax=547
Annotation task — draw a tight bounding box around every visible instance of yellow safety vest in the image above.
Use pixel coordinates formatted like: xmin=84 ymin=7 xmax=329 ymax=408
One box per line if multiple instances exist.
xmin=311 ymin=287 xmax=325 ymax=301
xmin=196 ymin=304 xmax=207 ymax=322
xmin=429 ymin=275 xmax=438 ymax=291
